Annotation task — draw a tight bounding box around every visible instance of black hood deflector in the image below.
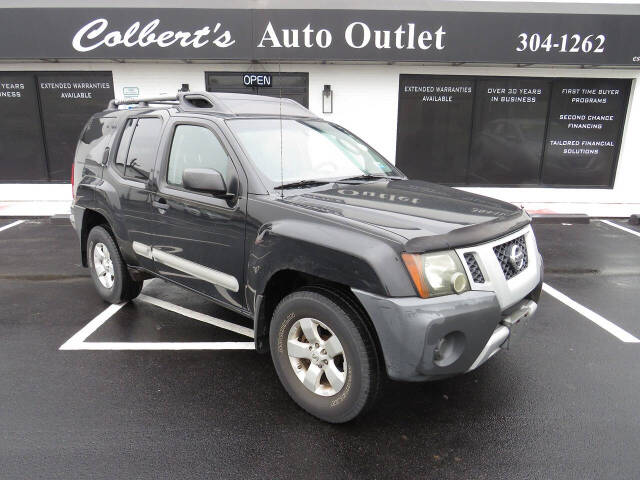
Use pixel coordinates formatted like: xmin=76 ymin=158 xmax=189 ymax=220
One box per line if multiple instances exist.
xmin=403 ymin=209 xmax=531 ymax=253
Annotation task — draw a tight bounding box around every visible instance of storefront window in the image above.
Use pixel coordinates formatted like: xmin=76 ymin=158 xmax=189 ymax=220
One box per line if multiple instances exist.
xmin=396 ymin=74 xmax=630 ymax=188
xmin=206 ymin=72 xmax=309 ymax=108
xmin=0 ymin=71 xmax=114 ymax=183
xmin=0 ymin=73 xmax=48 ymax=181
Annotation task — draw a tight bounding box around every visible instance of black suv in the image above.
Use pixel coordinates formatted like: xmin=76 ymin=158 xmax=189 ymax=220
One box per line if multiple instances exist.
xmin=71 ymin=91 xmax=543 ymax=423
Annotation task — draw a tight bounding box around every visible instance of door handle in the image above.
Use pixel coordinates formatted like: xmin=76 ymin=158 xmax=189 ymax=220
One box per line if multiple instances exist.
xmin=101 ymin=146 xmax=110 ymax=165
xmin=152 ymin=199 xmax=170 ymax=211
xmin=185 ymin=206 xmax=201 ymax=216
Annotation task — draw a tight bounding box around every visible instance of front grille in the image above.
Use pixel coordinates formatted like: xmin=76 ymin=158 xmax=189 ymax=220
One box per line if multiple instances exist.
xmin=464 ymin=253 xmax=485 ymax=283
xmin=493 ymin=235 xmax=528 ymax=280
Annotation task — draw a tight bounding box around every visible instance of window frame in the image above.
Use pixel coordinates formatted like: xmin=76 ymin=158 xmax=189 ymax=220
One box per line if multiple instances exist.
xmin=165 ymin=123 xmax=235 ymax=190
xmin=110 ymin=114 xmax=164 ymax=184
xmin=156 ymin=118 xmax=242 ymax=208
xmin=122 ymin=116 xmax=164 ymax=182
xmin=112 ymin=117 xmax=137 ymax=178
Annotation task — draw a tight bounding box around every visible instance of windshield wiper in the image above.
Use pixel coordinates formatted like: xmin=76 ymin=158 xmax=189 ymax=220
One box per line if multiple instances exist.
xmin=274 ymin=179 xmax=331 ymax=190
xmin=337 ymin=174 xmax=403 ymax=183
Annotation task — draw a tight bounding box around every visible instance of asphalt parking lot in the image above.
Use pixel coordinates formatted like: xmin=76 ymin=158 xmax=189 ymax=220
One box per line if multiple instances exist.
xmin=1 ymin=217 xmax=640 ymax=479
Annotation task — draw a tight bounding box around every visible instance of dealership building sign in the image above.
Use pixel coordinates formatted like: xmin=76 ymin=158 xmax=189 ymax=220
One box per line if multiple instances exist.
xmin=0 ymin=8 xmax=639 ymax=66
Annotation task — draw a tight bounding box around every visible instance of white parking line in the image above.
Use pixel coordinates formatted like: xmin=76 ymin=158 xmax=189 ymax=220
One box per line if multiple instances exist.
xmin=138 ymin=294 xmax=254 ymax=338
xmin=59 ymin=303 xmax=126 ymax=350
xmin=542 ymin=283 xmax=640 ymax=343
xmin=60 ymin=295 xmax=255 ymax=351
xmin=63 ymin=341 xmax=255 ymax=351
xmin=600 ymin=219 xmax=640 ymax=239
xmin=0 ymin=220 xmax=25 ymax=233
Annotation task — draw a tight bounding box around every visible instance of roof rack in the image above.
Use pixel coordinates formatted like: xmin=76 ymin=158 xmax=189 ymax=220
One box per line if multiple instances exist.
xmin=106 ymin=91 xmax=315 ymax=117
xmin=107 ymin=96 xmax=179 ymax=109
xmin=106 ymin=92 xmax=231 ymax=112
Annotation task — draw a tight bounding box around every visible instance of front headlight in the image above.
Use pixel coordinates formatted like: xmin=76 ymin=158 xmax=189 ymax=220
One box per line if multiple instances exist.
xmin=402 ymin=251 xmax=470 ymax=299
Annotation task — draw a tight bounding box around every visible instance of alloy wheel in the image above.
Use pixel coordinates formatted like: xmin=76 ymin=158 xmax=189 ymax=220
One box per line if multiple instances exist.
xmin=287 ymin=317 xmax=347 ymax=396
xmin=93 ymin=242 xmax=115 ymax=289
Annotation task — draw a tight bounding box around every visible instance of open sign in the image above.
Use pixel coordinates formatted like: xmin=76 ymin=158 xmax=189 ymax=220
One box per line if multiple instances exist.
xmin=242 ymin=73 xmax=272 ymax=87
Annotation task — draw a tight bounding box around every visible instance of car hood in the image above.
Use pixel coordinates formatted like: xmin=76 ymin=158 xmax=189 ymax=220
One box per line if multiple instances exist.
xmin=284 ymin=179 xmax=530 ymax=252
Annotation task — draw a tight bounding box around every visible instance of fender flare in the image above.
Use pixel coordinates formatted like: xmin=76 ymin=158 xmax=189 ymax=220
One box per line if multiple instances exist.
xmin=246 ymin=219 xmax=416 ymax=352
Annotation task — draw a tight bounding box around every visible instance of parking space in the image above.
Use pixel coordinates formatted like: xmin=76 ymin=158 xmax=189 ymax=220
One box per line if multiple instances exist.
xmin=0 ymin=219 xmax=25 ymax=231
xmin=533 ymin=220 xmax=640 ymax=340
xmin=2 ymin=218 xmax=640 ymax=478
xmin=59 ymin=284 xmax=255 ymax=351
xmin=606 ymin=218 xmax=640 ymax=235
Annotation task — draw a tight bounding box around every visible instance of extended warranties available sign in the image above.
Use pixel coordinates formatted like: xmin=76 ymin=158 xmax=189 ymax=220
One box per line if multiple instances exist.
xmin=0 ymin=8 xmax=638 ymax=66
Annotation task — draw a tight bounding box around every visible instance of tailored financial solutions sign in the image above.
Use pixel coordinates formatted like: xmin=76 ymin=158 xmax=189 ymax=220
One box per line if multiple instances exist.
xmin=0 ymin=9 xmax=639 ymax=66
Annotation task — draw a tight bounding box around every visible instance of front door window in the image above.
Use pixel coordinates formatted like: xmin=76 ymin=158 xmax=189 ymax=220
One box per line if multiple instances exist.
xmin=167 ymin=125 xmax=234 ymax=188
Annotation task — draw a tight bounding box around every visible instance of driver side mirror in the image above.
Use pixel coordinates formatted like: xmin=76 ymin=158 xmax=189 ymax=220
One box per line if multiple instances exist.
xmin=182 ymin=168 xmax=231 ymax=197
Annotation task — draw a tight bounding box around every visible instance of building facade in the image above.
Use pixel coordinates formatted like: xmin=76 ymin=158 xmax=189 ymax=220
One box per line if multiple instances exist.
xmin=1 ymin=1 xmax=639 ymax=212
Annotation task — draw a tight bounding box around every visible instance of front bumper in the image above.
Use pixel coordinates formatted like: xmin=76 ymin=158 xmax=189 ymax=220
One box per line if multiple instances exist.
xmin=352 ymin=261 xmax=543 ymax=382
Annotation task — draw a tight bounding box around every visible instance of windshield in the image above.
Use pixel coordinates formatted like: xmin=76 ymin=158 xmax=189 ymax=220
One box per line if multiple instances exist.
xmin=227 ymin=118 xmax=401 ymax=185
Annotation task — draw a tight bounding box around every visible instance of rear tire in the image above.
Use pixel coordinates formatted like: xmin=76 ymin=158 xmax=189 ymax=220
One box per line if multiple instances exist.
xmin=87 ymin=226 xmax=143 ymax=304
xmin=269 ymin=289 xmax=381 ymax=423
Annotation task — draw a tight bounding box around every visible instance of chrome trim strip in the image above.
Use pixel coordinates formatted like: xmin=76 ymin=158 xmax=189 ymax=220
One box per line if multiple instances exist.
xmin=132 ymin=241 xmax=239 ymax=292
xmin=152 ymin=249 xmax=240 ymax=293
xmin=132 ymin=241 xmax=153 ymax=259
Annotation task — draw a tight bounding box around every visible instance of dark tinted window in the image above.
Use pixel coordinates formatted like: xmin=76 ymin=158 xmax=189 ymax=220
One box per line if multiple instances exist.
xmin=167 ymin=125 xmax=233 ymax=188
xmin=37 ymin=72 xmax=114 ymax=180
xmin=0 ymin=71 xmax=114 ymax=182
xmin=396 ymin=76 xmax=474 ymax=184
xmin=0 ymin=73 xmax=48 ymax=181
xmin=125 ymin=118 xmax=162 ymax=181
xmin=114 ymin=118 xmax=136 ymax=176
xmin=467 ymin=78 xmax=550 ymax=185
xmin=541 ymin=78 xmax=629 ymax=187
xmin=206 ymin=71 xmax=309 ymax=107
xmin=396 ymin=74 xmax=630 ymax=187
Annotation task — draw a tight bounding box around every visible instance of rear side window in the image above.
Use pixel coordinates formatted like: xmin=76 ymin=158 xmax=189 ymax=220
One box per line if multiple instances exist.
xmin=114 ymin=118 xmax=136 ymax=176
xmin=77 ymin=116 xmax=117 ymax=165
xmin=124 ymin=118 xmax=163 ymax=181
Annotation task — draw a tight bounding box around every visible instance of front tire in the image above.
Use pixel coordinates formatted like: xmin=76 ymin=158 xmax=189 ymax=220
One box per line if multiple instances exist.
xmin=87 ymin=226 xmax=143 ymax=304
xmin=269 ymin=289 xmax=381 ymax=423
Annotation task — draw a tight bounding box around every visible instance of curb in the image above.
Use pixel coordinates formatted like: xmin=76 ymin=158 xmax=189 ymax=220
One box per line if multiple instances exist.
xmin=50 ymin=214 xmax=71 ymax=225
xmin=530 ymin=214 xmax=590 ymax=224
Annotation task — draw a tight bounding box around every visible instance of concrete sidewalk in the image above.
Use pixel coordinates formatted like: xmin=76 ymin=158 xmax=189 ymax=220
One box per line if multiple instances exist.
xmin=0 ymin=201 xmax=71 ymax=217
